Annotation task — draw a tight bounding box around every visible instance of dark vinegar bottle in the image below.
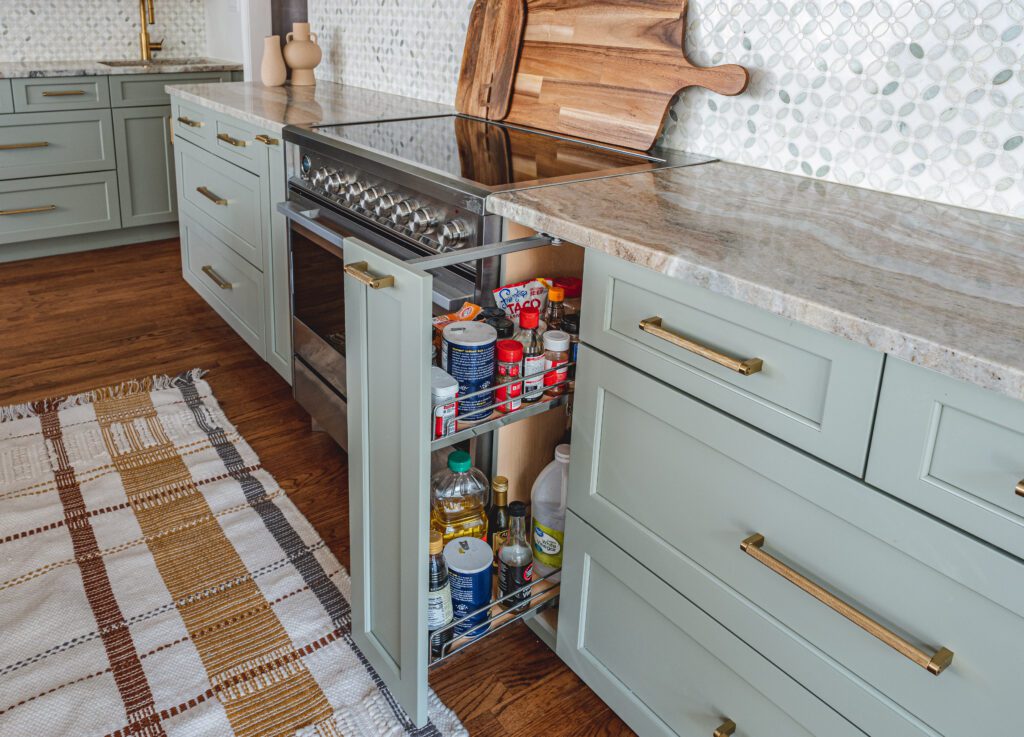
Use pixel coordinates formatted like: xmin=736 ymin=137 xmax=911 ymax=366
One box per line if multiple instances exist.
xmin=427 ymin=530 xmax=453 ymax=658
xmin=487 ymin=476 xmax=511 ymax=573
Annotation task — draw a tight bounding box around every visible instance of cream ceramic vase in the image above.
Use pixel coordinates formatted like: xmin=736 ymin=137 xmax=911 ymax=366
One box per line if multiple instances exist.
xmin=283 ymin=22 xmax=321 ymax=87
xmin=260 ymin=35 xmax=287 ymax=86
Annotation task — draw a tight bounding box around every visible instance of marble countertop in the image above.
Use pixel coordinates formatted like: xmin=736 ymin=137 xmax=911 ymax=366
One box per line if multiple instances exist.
xmin=165 ymin=81 xmax=453 ymax=133
xmin=0 ymin=58 xmax=242 ymax=79
xmin=489 ymin=162 xmax=1024 ymax=400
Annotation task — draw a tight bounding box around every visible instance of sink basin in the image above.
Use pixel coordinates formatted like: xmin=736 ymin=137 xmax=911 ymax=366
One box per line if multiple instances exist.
xmin=99 ymin=58 xmax=221 ymax=67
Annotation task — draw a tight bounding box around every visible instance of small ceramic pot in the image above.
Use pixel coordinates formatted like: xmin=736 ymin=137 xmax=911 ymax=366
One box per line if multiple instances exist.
xmin=283 ymin=22 xmax=322 ymax=87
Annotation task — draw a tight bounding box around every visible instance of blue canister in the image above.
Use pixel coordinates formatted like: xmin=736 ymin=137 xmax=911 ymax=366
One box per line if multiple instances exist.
xmin=443 ymin=536 xmax=492 ymax=638
xmin=441 ymin=321 xmax=497 ymax=422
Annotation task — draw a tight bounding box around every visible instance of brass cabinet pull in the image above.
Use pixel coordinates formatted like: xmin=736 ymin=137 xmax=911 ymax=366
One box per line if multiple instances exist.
xmin=0 ymin=141 xmax=49 ymax=151
xmin=639 ymin=316 xmax=763 ymax=376
xmin=42 ymin=89 xmax=86 ymax=96
xmin=0 ymin=204 xmax=56 ymax=216
xmin=254 ymin=134 xmax=279 ymax=145
xmin=196 ymin=186 xmax=227 ymax=206
xmin=1015 ymin=479 xmax=1024 ymax=497
xmin=176 ymin=115 xmax=203 ymax=128
xmin=201 ymin=265 xmax=233 ymax=290
xmin=741 ymin=533 xmax=954 ymax=675
xmin=713 ymin=719 xmax=736 ymax=737
xmin=217 ymin=132 xmax=247 ymax=147
xmin=344 ymin=261 xmax=395 ymax=289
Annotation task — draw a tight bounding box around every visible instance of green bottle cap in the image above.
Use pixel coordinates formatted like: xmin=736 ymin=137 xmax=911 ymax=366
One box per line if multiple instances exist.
xmin=448 ymin=449 xmax=472 ymax=473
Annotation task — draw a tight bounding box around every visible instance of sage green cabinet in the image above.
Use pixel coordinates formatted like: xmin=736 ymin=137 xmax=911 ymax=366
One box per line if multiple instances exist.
xmin=12 ymin=76 xmax=110 ymax=112
xmin=558 ymin=512 xmax=868 ymax=737
xmin=263 ymin=142 xmax=291 ymax=376
xmin=868 ymin=358 xmax=1024 ymax=561
xmin=112 ymin=105 xmax=177 ymax=227
xmin=0 ymin=171 xmax=120 ymax=245
xmin=343 ymin=236 xmax=432 ymax=727
xmin=0 ymin=81 xmax=14 ymax=115
xmin=0 ymin=109 xmax=115 ymax=180
xmin=110 ymin=71 xmax=232 ymax=107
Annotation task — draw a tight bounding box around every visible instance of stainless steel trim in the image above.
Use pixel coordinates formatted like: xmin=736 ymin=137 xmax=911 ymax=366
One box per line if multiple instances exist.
xmin=293 ymin=318 xmax=346 ymax=395
xmin=293 ymin=359 xmax=348 ymax=450
xmin=409 ymin=234 xmax=556 ymax=270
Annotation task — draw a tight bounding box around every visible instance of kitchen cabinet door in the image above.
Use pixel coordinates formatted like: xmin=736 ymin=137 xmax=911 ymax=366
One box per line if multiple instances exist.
xmin=343 ymin=236 xmax=432 ymax=727
xmin=112 ymin=105 xmax=177 ymax=228
xmin=258 ymin=133 xmax=291 ymax=382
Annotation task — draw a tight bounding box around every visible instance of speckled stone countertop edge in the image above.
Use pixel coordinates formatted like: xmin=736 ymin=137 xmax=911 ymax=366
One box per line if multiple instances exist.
xmin=487 ymin=193 xmax=1024 ymax=401
xmin=0 ymin=59 xmax=242 ymax=79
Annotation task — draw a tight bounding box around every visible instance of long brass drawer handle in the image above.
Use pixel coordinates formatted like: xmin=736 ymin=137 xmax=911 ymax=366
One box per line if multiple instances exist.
xmin=42 ymin=89 xmax=85 ymax=96
xmin=201 ymin=265 xmax=233 ymax=290
xmin=217 ymin=132 xmax=247 ymax=147
xmin=176 ymin=115 xmax=204 ymax=128
xmin=639 ymin=316 xmax=763 ymax=376
xmin=196 ymin=186 xmax=227 ymax=206
xmin=713 ymin=719 xmax=736 ymax=737
xmin=741 ymin=533 xmax=954 ymax=675
xmin=344 ymin=261 xmax=395 ymax=289
xmin=0 ymin=141 xmax=49 ymax=151
xmin=1016 ymin=479 xmax=1024 ymax=497
xmin=0 ymin=204 xmax=56 ymax=216
xmin=254 ymin=134 xmax=279 ymax=145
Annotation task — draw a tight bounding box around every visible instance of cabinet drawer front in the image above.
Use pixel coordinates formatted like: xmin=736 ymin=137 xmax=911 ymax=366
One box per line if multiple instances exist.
xmin=868 ymin=359 xmax=1024 ymax=561
xmin=171 ymin=99 xmax=214 ymax=146
xmin=0 ymin=171 xmax=120 ymax=245
xmin=177 ymin=140 xmax=263 ymax=269
xmin=212 ymin=115 xmax=261 ymax=171
xmin=110 ymin=72 xmax=231 ymax=107
xmin=569 ymin=346 xmax=1024 ymax=737
xmin=12 ymin=76 xmax=110 ymax=112
xmin=180 ymin=216 xmax=264 ymax=353
xmin=557 ymin=513 xmax=865 ymax=737
xmin=581 ymin=250 xmax=883 ymax=474
xmin=0 ymin=81 xmax=13 ymax=114
xmin=0 ymin=110 xmax=115 ymax=180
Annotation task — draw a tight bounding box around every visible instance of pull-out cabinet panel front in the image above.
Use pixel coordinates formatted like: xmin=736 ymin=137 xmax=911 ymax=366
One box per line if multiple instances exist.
xmin=568 ymin=345 xmax=1024 ymax=737
xmin=581 ymin=250 xmax=883 ymax=474
xmin=868 ymin=358 xmax=1024 ymax=561
xmin=558 ymin=512 xmax=866 ymax=737
xmin=0 ymin=109 xmax=115 ymax=179
xmin=344 ymin=236 xmax=432 ymax=727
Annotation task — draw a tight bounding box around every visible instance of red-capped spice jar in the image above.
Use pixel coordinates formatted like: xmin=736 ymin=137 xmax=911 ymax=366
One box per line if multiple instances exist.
xmin=494 ymin=339 xmax=524 ymax=413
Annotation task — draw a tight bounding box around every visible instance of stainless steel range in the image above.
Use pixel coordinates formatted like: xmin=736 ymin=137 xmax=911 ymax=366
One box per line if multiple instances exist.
xmin=279 ymin=113 xmax=713 ymax=449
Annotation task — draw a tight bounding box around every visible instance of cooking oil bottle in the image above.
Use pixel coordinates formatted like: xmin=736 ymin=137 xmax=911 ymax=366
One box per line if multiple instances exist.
xmin=430 ymin=449 xmax=489 ymax=544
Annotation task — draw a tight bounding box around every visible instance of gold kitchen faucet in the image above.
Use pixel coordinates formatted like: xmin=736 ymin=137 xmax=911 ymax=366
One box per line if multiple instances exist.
xmin=138 ymin=0 xmax=163 ymax=61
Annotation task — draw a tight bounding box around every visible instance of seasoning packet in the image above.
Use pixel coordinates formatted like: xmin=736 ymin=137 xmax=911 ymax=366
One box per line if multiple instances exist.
xmin=492 ymin=278 xmax=552 ymax=321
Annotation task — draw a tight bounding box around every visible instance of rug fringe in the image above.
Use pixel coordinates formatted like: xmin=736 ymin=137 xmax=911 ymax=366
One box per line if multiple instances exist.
xmin=0 ymin=368 xmax=207 ymax=423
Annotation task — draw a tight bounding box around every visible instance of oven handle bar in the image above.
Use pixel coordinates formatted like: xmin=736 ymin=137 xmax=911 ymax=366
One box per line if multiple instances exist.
xmin=278 ymin=200 xmax=560 ymax=269
xmin=407 ymin=234 xmax=559 ymax=269
xmin=278 ymin=200 xmax=345 ymax=255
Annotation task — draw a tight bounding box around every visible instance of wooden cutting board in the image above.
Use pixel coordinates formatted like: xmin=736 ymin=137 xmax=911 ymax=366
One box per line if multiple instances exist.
xmin=503 ymin=0 xmax=749 ymax=151
xmin=455 ymin=0 xmax=526 ymax=120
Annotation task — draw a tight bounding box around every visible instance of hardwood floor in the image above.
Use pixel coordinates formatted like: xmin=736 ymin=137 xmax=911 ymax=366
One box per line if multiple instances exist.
xmin=0 ymin=240 xmax=633 ymax=736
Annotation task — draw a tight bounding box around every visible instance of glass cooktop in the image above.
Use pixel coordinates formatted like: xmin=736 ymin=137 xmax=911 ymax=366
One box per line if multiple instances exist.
xmin=311 ymin=114 xmax=669 ymax=189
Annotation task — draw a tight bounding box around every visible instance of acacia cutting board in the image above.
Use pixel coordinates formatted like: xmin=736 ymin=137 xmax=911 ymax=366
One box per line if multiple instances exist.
xmin=504 ymin=0 xmax=749 ymax=151
xmin=455 ymin=0 xmax=526 ymax=120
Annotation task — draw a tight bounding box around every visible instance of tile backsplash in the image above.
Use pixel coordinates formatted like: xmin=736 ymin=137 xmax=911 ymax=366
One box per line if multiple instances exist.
xmin=309 ymin=0 xmax=1024 ymax=217
xmin=0 ymin=0 xmax=208 ymax=62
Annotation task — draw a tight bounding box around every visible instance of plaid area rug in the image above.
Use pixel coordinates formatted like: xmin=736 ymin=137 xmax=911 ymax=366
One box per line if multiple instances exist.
xmin=0 ymin=371 xmax=466 ymax=737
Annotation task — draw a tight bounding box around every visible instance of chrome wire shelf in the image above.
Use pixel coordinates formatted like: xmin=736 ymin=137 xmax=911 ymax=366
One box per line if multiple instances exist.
xmin=430 ymin=362 xmax=575 ymax=451
xmin=428 ymin=568 xmax=561 ymax=667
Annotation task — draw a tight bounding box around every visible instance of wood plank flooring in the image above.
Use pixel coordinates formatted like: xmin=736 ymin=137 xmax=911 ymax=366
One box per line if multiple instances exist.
xmin=0 ymin=239 xmax=633 ymax=736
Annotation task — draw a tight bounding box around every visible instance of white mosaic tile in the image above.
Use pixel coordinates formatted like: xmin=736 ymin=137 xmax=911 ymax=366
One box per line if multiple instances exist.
xmin=309 ymin=0 xmax=1024 ymax=217
xmin=0 ymin=0 xmax=208 ymax=62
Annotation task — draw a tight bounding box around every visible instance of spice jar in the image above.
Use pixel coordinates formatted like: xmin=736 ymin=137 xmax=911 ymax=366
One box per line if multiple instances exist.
xmin=542 ymin=330 xmax=570 ymax=397
xmin=494 ymin=339 xmax=524 ymax=413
